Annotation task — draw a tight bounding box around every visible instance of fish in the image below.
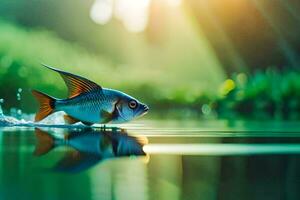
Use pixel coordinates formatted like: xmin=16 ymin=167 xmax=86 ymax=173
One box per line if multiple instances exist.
xmin=34 ymin=128 xmax=147 ymax=173
xmin=31 ymin=64 xmax=149 ymax=125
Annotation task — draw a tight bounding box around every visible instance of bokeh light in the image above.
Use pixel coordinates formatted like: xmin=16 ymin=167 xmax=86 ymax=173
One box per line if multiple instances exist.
xmin=90 ymin=0 xmax=113 ymax=25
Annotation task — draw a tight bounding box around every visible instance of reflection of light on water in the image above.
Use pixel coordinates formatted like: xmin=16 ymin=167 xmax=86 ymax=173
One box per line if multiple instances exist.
xmin=90 ymin=0 xmax=181 ymax=32
xmin=90 ymin=0 xmax=113 ymax=25
xmin=143 ymin=144 xmax=300 ymax=155
xmin=90 ymin=158 xmax=148 ymax=200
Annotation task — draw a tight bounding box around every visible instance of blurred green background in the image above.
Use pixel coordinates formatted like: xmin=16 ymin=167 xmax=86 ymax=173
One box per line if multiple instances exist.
xmin=0 ymin=0 xmax=300 ymax=119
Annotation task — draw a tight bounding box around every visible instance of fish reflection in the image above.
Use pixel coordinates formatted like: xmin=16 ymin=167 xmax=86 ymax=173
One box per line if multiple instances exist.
xmin=34 ymin=128 xmax=147 ymax=173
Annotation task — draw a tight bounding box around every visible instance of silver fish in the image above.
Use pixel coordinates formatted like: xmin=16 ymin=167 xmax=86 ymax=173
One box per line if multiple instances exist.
xmin=31 ymin=64 xmax=149 ymax=125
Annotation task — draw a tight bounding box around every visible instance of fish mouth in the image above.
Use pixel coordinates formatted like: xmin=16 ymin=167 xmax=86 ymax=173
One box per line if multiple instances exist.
xmin=138 ymin=104 xmax=149 ymax=117
xmin=142 ymin=104 xmax=149 ymax=113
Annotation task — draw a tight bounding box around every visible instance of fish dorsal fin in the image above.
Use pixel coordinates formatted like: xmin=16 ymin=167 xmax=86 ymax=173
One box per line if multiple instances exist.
xmin=42 ymin=64 xmax=102 ymax=98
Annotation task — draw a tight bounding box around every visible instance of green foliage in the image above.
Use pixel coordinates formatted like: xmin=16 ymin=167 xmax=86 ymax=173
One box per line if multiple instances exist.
xmin=1 ymin=19 xmax=299 ymax=119
xmin=216 ymin=69 xmax=300 ymax=119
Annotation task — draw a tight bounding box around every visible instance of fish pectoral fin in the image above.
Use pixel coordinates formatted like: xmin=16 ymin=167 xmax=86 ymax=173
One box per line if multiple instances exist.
xmin=81 ymin=121 xmax=94 ymax=126
xmin=100 ymin=110 xmax=113 ymax=124
xmin=42 ymin=64 xmax=102 ymax=98
xmin=64 ymin=115 xmax=80 ymax=124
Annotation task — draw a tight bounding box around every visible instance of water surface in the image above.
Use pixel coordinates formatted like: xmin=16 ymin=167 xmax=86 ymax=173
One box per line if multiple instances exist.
xmin=0 ymin=119 xmax=299 ymax=200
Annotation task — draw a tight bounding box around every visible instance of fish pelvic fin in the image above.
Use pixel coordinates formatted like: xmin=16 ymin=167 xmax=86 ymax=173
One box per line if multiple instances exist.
xmin=31 ymin=90 xmax=56 ymax=122
xmin=64 ymin=115 xmax=93 ymax=126
xmin=34 ymin=128 xmax=54 ymax=156
xmin=100 ymin=110 xmax=113 ymax=124
xmin=64 ymin=114 xmax=80 ymax=124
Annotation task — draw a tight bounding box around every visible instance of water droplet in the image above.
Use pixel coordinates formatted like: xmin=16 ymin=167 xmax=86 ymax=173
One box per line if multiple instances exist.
xmin=10 ymin=108 xmax=17 ymax=117
xmin=16 ymin=88 xmax=23 ymax=101
xmin=17 ymin=93 xmax=21 ymax=101
xmin=17 ymin=109 xmax=22 ymax=115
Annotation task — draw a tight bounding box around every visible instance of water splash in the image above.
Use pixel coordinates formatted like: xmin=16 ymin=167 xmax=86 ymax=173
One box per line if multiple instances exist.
xmin=0 ymin=95 xmax=87 ymax=127
xmin=0 ymin=96 xmax=90 ymax=128
xmin=0 ymin=98 xmax=33 ymax=126
xmin=0 ymin=107 xmax=22 ymax=126
xmin=0 ymin=100 xmax=4 ymax=118
xmin=9 ymin=108 xmax=23 ymax=119
xmin=0 ymin=99 xmax=5 ymax=120
xmin=0 ymin=108 xmax=89 ymax=128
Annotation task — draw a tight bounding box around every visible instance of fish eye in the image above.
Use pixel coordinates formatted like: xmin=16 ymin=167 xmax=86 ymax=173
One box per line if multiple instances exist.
xmin=128 ymin=100 xmax=137 ymax=109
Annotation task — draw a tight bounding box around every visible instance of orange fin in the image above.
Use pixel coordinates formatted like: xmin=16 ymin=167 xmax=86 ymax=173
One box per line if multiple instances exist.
xmin=42 ymin=64 xmax=102 ymax=98
xmin=31 ymin=90 xmax=56 ymax=122
xmin=34 ymin=129 xmax=54 ymax=156
xmin=64 ymin=115 xmax=80 ymax=124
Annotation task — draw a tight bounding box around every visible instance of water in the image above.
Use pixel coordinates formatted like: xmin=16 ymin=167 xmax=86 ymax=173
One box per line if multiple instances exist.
xmin=0 ymin=118 xmax=300 ymax=200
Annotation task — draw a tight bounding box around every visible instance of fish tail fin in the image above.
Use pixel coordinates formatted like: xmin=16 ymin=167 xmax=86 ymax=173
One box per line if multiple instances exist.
xmin=31 ymin=90 xmax=56 ymax=122
xmin=34 ymin=128 xmax=55 ymax=156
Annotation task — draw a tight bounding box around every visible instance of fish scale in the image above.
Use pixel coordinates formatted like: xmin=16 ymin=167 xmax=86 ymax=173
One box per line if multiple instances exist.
xmin=56 ymin=90 xmax=116 ymax=123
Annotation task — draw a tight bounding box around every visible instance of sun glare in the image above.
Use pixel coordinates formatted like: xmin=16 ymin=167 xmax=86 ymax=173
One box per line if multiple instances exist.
xmin=90 ymin=0 xmax=113 ymax=25
xmin=115 ymin=0 xmax=150 ymax=32
xmin=90 ymin=0 xmax=181 ymax=32
xmin=167 ymin=0 xmax=182 ymax=7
